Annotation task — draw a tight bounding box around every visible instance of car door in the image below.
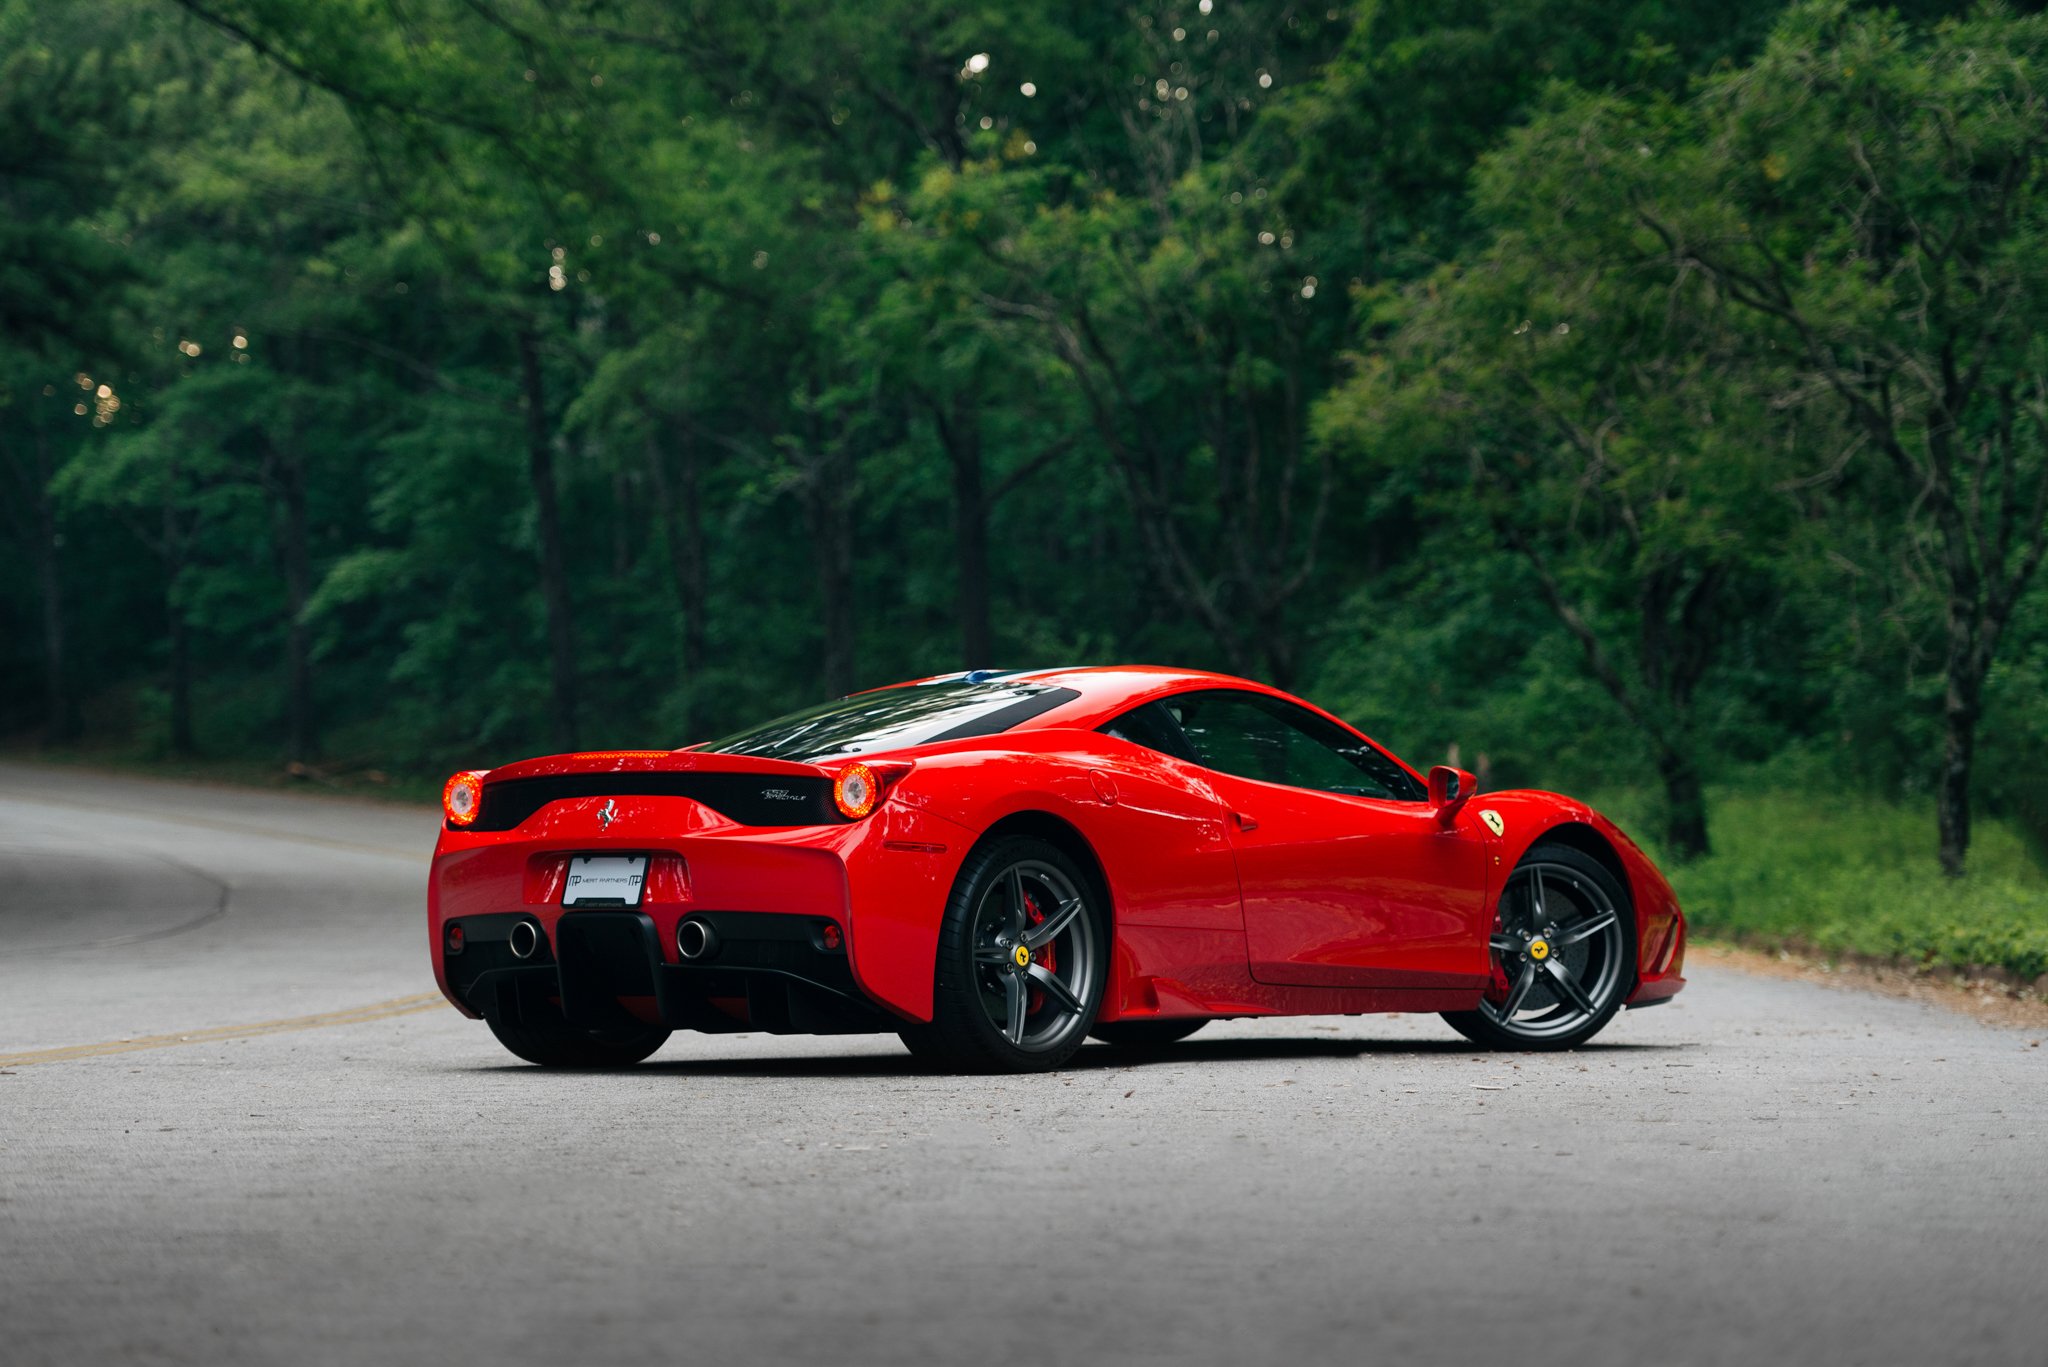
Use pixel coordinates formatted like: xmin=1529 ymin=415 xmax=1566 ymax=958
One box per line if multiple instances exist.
xmin=1135 ymin=690 xmax=1491 ymax=991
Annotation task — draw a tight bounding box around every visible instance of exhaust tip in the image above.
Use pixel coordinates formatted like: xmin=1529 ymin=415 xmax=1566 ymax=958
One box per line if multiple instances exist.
xmin=508 ymin=920 xmax=540 ymax=960
xmin=676 ymin=917 xmax=718 ymax=961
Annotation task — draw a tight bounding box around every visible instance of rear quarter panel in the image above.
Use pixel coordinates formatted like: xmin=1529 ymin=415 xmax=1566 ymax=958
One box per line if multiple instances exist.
xmin=855 ymin=730 xmax=1247 ymax=1022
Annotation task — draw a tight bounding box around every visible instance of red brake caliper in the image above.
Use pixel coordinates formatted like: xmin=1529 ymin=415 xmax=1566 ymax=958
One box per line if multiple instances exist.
xmin=1486 ymin=918 xmax=1514 ymax=1002
xmin=1023 ymin=892 xmax=1057 ymax=1013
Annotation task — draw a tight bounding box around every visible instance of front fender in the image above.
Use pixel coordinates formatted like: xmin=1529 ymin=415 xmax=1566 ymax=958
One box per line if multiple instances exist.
xmin=1466 ymin=792 xmax=1686 ymax=1004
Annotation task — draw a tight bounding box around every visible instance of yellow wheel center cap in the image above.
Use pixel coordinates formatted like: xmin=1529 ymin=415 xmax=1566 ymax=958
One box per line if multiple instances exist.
xmin=1012 ymin=943 xmax=1033 ymax=969
xmin=1529 ymin=939 xmax=1551 ymax=961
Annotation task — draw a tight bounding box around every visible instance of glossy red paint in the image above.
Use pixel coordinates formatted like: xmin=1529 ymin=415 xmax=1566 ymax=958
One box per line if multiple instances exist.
xmin=427 ymin=666 xmax=1686 ymax=1032
xmin=1208 ymin=770 xmax=1490 ymax=990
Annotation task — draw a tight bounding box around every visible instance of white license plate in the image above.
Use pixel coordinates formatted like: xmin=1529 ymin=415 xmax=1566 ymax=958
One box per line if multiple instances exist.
xmin=562 ymin=855 xmax=648 ymax=907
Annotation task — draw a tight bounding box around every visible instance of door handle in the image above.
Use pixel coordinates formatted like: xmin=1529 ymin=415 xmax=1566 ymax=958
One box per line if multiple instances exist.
xmin=1231 ymin=811 xmax=1259 ymax=832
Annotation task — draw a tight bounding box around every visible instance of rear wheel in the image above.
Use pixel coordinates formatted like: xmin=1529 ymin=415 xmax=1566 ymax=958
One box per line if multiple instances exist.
xmin=909 ymin=836 xmax=1106 ymax=1072
xmin=1091 ymin=1018 xmax=1206 ymax=1049
xmin=1442 ymin=842 xmax=1634 ymax=1051
xmin=486 ymin=1009 xmax=671 ymax=1068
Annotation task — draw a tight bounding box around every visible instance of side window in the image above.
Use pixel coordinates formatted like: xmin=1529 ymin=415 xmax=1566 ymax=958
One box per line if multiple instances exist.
xmin=1175 ymin=695 xmax=1294 ymax=785
xmin=1106 ymin=691 xmax=1424 ymax=801
xmin=1099 ymin=700 xmax=1196 ymax=762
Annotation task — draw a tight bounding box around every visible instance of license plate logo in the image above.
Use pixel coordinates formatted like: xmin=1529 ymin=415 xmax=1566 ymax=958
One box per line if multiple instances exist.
xmin=562 ymin=855 xmax=647 ymax=907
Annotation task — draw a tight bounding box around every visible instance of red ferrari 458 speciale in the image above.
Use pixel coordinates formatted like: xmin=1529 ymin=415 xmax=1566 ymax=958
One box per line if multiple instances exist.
xmin=429 ymin=666 xmax=1686 ymax=1071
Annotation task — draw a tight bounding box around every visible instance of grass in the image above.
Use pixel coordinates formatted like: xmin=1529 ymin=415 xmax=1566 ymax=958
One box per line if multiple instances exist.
xmin=1604 ymin=789 xmax=2048 ymax=984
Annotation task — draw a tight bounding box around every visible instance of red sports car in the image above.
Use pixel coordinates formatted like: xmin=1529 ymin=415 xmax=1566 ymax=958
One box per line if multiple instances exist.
xmin=428 ymin=667 xmax=1686 ymax=1071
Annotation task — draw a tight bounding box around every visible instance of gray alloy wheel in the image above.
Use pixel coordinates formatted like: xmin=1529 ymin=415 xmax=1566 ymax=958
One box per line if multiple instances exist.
xmin=903 ymin=837 xmax=1106 ymax=1072
xmin=968 ymin=857 xmax=1100 ymax=1053
xmin=1443 ymin=842 xmax=1634 ymax=1051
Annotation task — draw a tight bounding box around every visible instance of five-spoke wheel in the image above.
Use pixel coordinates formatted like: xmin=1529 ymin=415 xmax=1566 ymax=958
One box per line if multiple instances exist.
xmin=968 ymin=858 xmax=1097 ymax=1050
xmin=1443 ymin=841 xmax=1634 ymax=1050
xmin=903 ymin=836 xmax=1105 ymax=1071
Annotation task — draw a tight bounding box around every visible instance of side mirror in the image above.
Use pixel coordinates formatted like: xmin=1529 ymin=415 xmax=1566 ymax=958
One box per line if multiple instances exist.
xmin=1428 ymin=765 xmax=1477 ymax=828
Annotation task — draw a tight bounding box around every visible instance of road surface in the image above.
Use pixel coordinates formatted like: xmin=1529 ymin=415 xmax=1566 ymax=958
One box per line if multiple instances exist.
xmin=1 ymin=762 xmax=2042 ymax=1366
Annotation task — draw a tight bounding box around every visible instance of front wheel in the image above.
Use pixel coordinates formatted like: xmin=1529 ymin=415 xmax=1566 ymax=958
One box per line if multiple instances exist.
xmin=1442 ymin=842 xmax=1635 ymax=1051
xmin=918 ymin=836 xmax=1107 ymax=1072
xmin=486 ymin=1009 xmax=671 ymax=1068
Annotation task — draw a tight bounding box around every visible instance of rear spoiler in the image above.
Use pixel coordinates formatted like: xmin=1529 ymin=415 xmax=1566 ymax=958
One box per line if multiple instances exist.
xmin=463 ymin=750 xmax=845 ymax=832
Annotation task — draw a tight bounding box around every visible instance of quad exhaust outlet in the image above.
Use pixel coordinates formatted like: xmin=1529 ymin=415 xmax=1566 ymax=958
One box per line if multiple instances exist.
xmin=507 ymin=920 xmax=540 ymax=960
xmin=676 ymin=917 xmax=718 ymax=961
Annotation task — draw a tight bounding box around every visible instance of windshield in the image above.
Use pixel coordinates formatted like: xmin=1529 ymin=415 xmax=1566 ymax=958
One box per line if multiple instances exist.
xmin=702 ymin=682 xmax=1079 ymax=762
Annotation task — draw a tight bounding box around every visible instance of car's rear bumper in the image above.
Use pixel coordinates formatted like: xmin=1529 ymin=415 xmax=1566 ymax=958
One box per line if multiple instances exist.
xmin=429 ymin=792 xmax=975 ymax=1024
xmin=442 ymin=909 xmax=899 ymax=1035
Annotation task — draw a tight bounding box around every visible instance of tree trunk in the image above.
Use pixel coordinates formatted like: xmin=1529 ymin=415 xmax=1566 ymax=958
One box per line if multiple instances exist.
xmin=647 ymin=429 xmax=708 ymax=733
xmin=815 ymin=485 xmax=855 ymax=696
xmin=1658 ymin=748 xmax=1710 ymax=861
xmin=801 ymin=447 xmax=856 ymax=697
xmin=31 ymin=425 xmax=78 ymax=742
xmin=948 ymin=418 xmax=993 ymax=667
xmin=675 ymin=431 xmax=707 ymax=681
xmin=1936 ymin=638 xmax=1983 ymax=878
xmin=927 ymin=395 xmax=994 ymax=666
xmin=519 ymin=329 xmax=578 ymax=751
xmin=1506 ymin=521 xmax=1718 ymax=861
xmin=610 ymin=468 xmax=632 ymax=579
xmin=163 ymin=489 xmax=195 ymax=756
xmin=1256 ymin=626 xmax=1296 ymax=691
xmin=272 ymin=441 xmax=315 ymax=764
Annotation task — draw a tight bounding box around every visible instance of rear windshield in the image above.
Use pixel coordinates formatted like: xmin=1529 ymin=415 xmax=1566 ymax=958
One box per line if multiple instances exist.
xmin=702 ymin=682 xmax=1080 ymax=762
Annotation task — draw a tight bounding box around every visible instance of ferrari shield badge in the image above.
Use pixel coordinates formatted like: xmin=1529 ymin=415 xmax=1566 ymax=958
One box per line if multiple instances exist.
xmin=1479 ymin=809 xmax=1505 ymax=838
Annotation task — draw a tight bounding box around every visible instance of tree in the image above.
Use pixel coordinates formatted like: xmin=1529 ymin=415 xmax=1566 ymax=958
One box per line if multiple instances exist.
xmin=1622 ymin=3 xmax=2048 ymax=874
xmin=1320 ymin=89 xmax=1817 ymax=858
xmin=0 ymin=0 xmax=170 ymax=741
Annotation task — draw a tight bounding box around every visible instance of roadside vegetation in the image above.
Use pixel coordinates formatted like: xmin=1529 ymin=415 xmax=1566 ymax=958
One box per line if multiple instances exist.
xmin=1592 ymin=788 xmax=2048 ymax=984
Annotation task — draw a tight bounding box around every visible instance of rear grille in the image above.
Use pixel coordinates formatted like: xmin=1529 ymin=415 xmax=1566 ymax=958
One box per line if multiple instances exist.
xmin=464 ymin=772 xmax=844 ymax=832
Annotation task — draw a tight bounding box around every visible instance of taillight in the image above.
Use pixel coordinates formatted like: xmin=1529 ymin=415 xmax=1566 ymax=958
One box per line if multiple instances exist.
xmin=831 ymin=759 xmax=912 ymax=820
xmin=442 ymin=770 xmax=486 ymax=826
xmin=833 ymin=762 xmax=880 ymax=819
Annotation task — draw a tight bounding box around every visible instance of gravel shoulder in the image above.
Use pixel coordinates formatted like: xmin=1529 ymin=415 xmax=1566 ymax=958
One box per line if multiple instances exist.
xmin=1691 ymin=942 xmax=2048 ymax=1032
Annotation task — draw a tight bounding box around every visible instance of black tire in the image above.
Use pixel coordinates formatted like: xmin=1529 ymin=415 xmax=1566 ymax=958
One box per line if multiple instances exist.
xmin=486 ymin=1008 xmax=671 ymax=1068
xmin=894 ymin=1024 xmax=950 ymax=1062
xmin=1441 ymin=841 xmax=1636 ymax=1052
xmin=1091 ymin=1018 xmax=1206 ymax=1048
xmin=918 ymin=835 xmax=1108 ymax=1073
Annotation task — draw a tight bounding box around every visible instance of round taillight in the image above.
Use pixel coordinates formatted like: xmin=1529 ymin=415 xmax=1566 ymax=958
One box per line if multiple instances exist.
xmin=833 ymin=762 xmax=879 ymax=819
xmin=443 ymin=770 xmax=485 ymax=827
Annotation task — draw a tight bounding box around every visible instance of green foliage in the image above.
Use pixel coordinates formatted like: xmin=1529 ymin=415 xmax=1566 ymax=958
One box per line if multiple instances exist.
xmin=1 ymin=0 xmax=2045 ymax=919
xmin=1613 ymin=788 xmax=2048 ymax=981
xmin=1316 ymin=1 xmax=2048 ymax=868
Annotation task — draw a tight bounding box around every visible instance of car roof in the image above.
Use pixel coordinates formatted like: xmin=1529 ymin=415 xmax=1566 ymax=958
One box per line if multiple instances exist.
xmin=884 ymin=664 xmax=1304 ymax=723
xmin=863 ymin=665 xmax=1422 ymax=781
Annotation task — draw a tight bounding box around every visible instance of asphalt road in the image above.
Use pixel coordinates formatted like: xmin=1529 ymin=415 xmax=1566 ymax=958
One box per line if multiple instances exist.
xmin=2 ymin=762 xmax=2043 ymax=1367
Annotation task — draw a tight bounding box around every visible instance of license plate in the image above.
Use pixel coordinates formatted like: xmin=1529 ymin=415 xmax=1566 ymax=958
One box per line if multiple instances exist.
xmin=562 ymin=855 xmax=648 ymax=907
